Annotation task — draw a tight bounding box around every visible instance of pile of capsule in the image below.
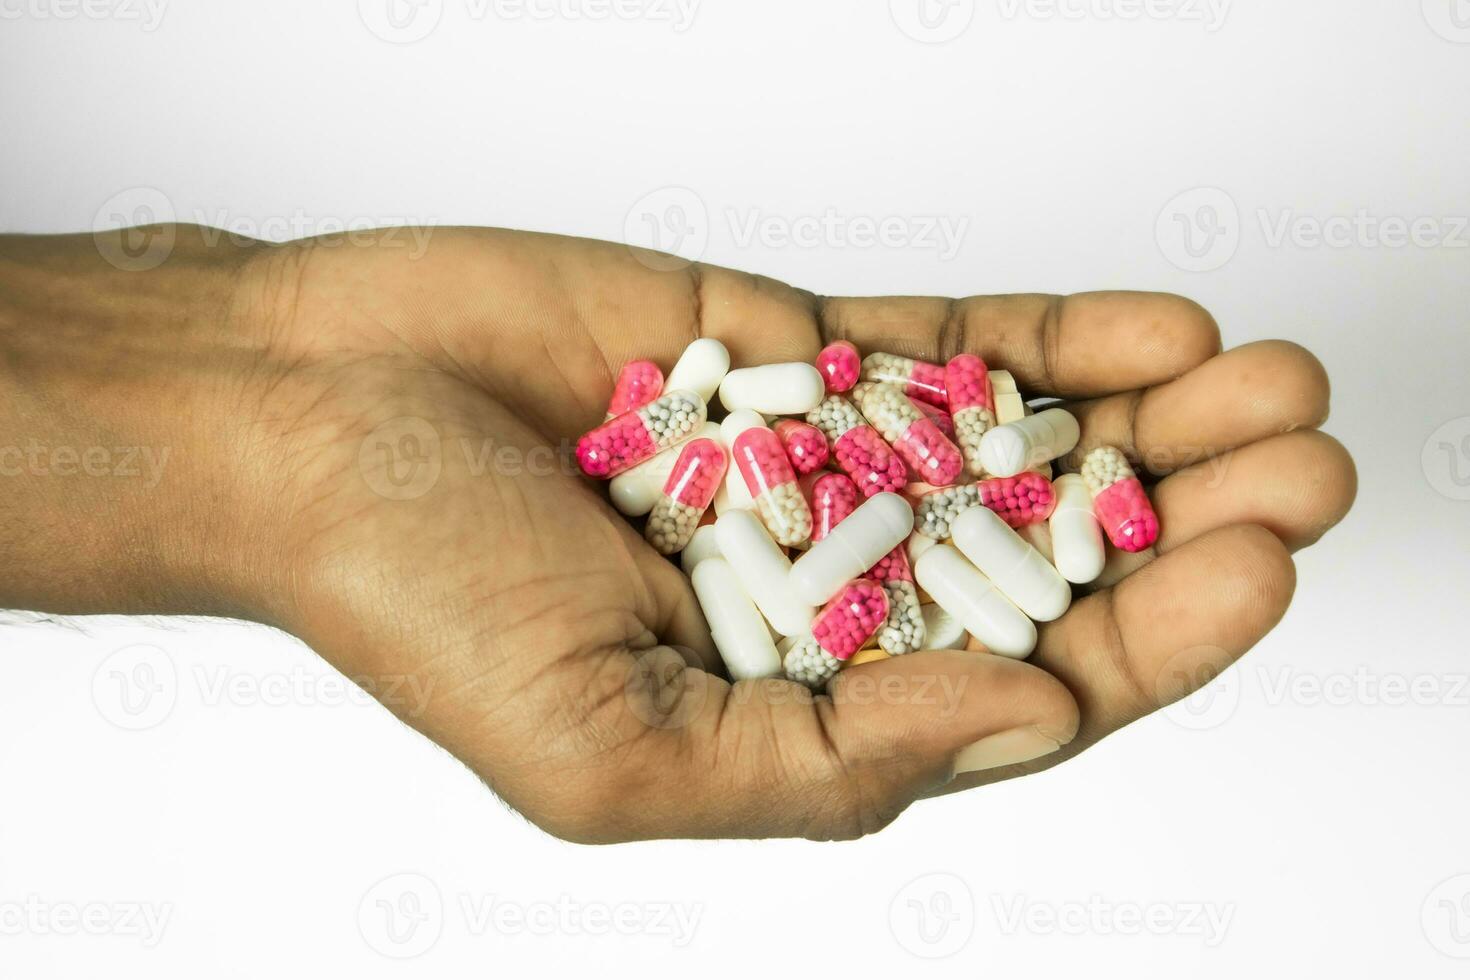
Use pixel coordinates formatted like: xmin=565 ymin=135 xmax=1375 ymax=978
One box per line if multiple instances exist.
xmin=576 ymin=338 xmax=1160 ymax=690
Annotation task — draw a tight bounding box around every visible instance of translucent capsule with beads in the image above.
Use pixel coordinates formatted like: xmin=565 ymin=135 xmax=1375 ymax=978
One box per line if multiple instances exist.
xmin=772 ymin=419 xmax=830 ymax=476
xmin=852 ymin=383 xmax=965 ymax=487
xmin=806 ymin=395 xmax=909 ymax=497
xmin=782 ymin=579 xmax=890 ymax=690
xmin=1081 ymin=446 xmax=1159 ymax=552
xmin=576 ymin=390 xmax=706 ymax=479
xmin=865 ymin=546 xmax=926 ymax=655
xmin=804 ymin=471 xmax=860 ymax=544
xmin=944 ymin=354 xmax=996 ymax=477
xmin=815 ymin=340 xmax=861 ymax=394
xmin=644 ymin=439 xmax=727 ymax=556
xmin=860 ymin=352 xmax=948 ymax=408
xmin=731 ymin=427 xmax=814 ymax=547
xmin=604 ymin=360 xmax=664 ymax=419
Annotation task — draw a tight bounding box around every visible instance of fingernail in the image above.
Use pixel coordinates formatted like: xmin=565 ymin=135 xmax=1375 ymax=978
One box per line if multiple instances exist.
xmin=954 ymin=726 xmax=1064 ymax=775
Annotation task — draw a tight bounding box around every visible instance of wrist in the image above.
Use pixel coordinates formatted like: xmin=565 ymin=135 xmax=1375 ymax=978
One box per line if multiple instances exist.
xmin=0 ymin=227 xmax=277 ymax=620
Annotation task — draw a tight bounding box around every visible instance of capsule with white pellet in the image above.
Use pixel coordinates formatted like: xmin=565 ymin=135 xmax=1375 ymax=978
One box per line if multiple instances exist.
xmin=951 ymin=507 xmax=1071 ymax=622
xmin=609 ymin=420 xmax=721 ymax=516
xmin=718 ymin=362 xmax=826 ymax=417
xmin=1048 ymin=473 xmax=1107 ymax=584
xmin=691 ymin=558 xmax=782 ymax=681
xmin=714 ymin=410 xmax=766 ymax=515
xmin=978 ymin=408 xmax=1080 ymax=478
xmin=789 ymin=492 xmax=914 ymax=606
xmin=665 ymin=338 xmax=730 ymax=404
xmin=914 ymin=544 xmax=1036 ymax=659
xmin=715 ymin=510 xmax=817 ymax=637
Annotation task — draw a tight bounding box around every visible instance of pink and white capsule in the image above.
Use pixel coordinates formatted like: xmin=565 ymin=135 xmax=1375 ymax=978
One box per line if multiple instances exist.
xmin=860 ymin=352 xmax=948 ymax=408
xmin=852 ymin=383 xmax=965 ymax=487
xmin=815 ymin=340 xmax=861 ymax=394
xmin=978 ymin=408 xmax=1080 ymax=478
xmin=732 ymin=427 xmax=814 ymax=547
xmin=1081 ymin=446 xmax=1159 ymax=553
xmin=865 ymin=546 xmax=926 ymax=655
xmin=772 ymin=419 xmax=830 ymax=476
xmin=577 ymin=390 xmax=707 ymax=479
xmin=805 ymin=471 xmax=860 ymax=544
xmin=807 ymin=395 xmax=910 ymax=497
xmin=645 ymin=439 xmax=727 ymax=556
xmin=604 ymin=360 xmax=664 ymax=419
xmin=918 ymin=400 xmax=956 ymax=441
xmin=782 ymin=580 xmax=890 ymax=689
xmin=944 ymin=354 xmax=996 ymax=477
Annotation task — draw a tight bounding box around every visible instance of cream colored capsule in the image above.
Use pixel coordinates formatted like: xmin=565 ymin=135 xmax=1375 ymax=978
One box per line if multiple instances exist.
xmin=914 ymin=545 xmax=1036 ymax=659
xmin=978 ymin=408 xmax=1080 ymax=478
xmin=952 ymin=507 xmax=1070 ymax=622
xmin=1048 ymin=474 xmax=1106 ymax=584
xmin=718 ymin=363 xmax=825 ymax=416
xmin=665 ymin=338 xmax=730 ymax=404
xmin=921 ymin=603 xmax=969 ymax=651
xmin=680 ymin=524 xmax=723 ymax=575
xmin=789 ymin=493 xmax=914 ymax=606
xmin=691 ymin=558 xmax=782 ymax=681
xmin=715 ymin=510 xmax=817 ymax=637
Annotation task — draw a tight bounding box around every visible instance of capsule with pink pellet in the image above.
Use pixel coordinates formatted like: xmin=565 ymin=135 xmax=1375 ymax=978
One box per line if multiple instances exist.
xmin=806 ymin=395 xmax=910 ymax=498
xmin=815 ymin=340 xmax=862 ymax=394
xmin=644 ymin=439 xmax=728 ymax=556
xmin=804 ymin=471 xmax=861 ymax=543
xmin=914 ymin=472 xmax=1058 ymax=539
xmin=731 ymin=427 xmax=814 ymax=547
xmin=860 ymin=352 xmax=948 ymax=408
xmin=1081 ymin=446 xmax=1160 ymax=552
xmin=772 ymin=419 xmax=830 ymax=476
xmin=852 ymin=382 xmax=965 ymax=487
xmin=577 ymin=390 xmax=707 ymax=479
xmin=782 ymin=579 xmax=890 ymax=690
xmin=944 ymin=354 xmax=996 ymax=477
xmin=604 ymin=360 xmax=664 ymax=419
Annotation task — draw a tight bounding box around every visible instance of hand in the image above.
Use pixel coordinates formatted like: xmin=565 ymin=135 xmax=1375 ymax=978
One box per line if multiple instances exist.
xmin=0 ymin=226 xmax=1356 ymax=842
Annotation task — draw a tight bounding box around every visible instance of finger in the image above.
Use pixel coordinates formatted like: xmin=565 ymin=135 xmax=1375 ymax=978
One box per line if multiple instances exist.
xmin=1152 ymin=430 xmax=1358 ymax=553
xmin=1059 ymin=340 xmax=1332 ymax=475
xmin=819 ymin=290 xmax=1221 ymax=398
xmin=546 ymin=650 xmax=1079 ymax=842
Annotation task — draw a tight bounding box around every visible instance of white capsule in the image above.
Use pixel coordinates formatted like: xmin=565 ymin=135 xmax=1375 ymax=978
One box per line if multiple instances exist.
xmin=714 ymin=510 xmax=817 ymax=637
xmin=952 ymin=507 xmax=1071 ymax=622
xmin=1048 ymin=473 xmax=1107 ymax=584
xmin=609 ymin=421 xmax=721 ymax=516
xmin=718 ymin=363 xmax=825 ymax=417
xmin=714 ymin=410 xmax=766 ymax=514
xmin=914 ymin=545 xmax=1036 ymax=659
xmin=921 ymin=603 xmax=969 ymax=651
xmin=680 ymin=524 xmax=723 ymax=575
xmin=665 ymin=338 xmax=730 ymax=404
xmin=789 ymin=492 xmax=914 ymax=606
xmin=691 ymin=559 xmax=782 ymax=681
xmin=978 ymin=408 xmax=1080 ymax=478
xmin=906 ymin=530 xmax=939 ymax=565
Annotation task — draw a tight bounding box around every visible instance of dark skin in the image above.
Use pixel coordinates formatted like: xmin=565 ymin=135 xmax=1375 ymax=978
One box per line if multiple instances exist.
xmin=0 ymin=226 xmax=1356 ymax=842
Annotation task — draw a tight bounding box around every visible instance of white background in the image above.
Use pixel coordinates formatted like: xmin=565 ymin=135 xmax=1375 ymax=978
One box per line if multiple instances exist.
xmin=2 ymin=0 xmax=1469 ymax=975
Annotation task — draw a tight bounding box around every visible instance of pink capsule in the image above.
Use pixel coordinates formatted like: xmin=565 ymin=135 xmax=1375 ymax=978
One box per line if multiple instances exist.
xmin=861 ymin=352 xmax=948 ymax=408
xmin=944 ymin=354 xmax=996 ymax=477
xmin=732 ymin=428 xmax=814 ymax=547
xmin=976 ymin=472 xmax=1057 ymax=529
xmin=852 ymin=383 xmax=965 ymax=487
xmin=865 ymin=547 xmax=926 ymax=655
xmin=1081 ymin=446 xmax=1159 ymax=552
xmin=772 ymin=419 xmax=831 ymax=476
xmin=576 ymin=390 xmax=706 ymax=479
xmin=605 ymin=359 xmax=664 ymax=419
xmin=645 ymin=439 xmax=727 ymax=555
xmin=918 ymin=400 xmax=956 ymax=440
xmin=804 ymin=472 xmax=860 ymax=544
xmin=815 ymin=340 xmax=862 ymax=394
xmin=807 ymin=395 xmax=909 ymax=498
